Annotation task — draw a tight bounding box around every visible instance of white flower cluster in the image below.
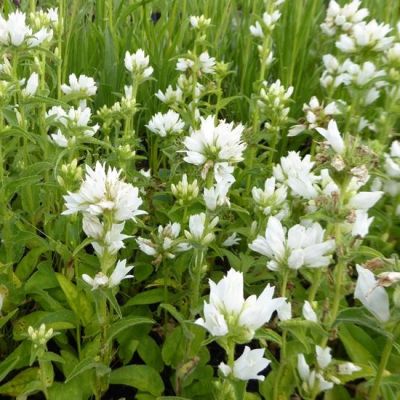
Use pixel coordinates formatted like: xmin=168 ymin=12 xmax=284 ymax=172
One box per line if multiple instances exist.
xmin=0 ymin=10 xmax=56 ymax=48
xmin=250 ymin=217 xmax=335 ymax=271
xmin=289 ymin=96 xmax=340 ymax=137
xmin=258 ymin=79 xmax=293 ymax=131
xmin=46 ymin=104 xmax=99 ymax=147
xmin=146 ymin=110 xmax=184 ymax=137
xmin=196 ymin=269 xmax=284 ymax=381
xmin=63 ymin=162 xmax=145 ymax=287
xmin=252 ymin=177 xmax=288 ymax=219
xmin=183 ymin=115 xmax=246 ymax=182
xmin=249 ymin=0 xmax=285 ymax=66
xmin=136 ymin=222 xmax=189 ymax=265
xmin=124 ymin=49 xmax=153 ymax=82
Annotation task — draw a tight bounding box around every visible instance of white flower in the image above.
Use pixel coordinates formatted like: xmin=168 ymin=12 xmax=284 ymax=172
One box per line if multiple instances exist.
xmin=219 ymin=346 xmax=270 ymax=381
xmin=316 ymin=346 xmax=332 ymax=369
xmin=336 ymin=20 xmax=393 ymax=53
xmin=222 ymin=233 xmax=241 ymax=247
xmin=348 ymin=191 xmax=383 ymax=210
xmin=273 ymin=152 xmax=319 ymax=199
xmin=351 ymin=210 xmax=374 ymax=238
xmin=0 ymin=11 xmax=32 ymax=46
xmin=61 ymin=73 xmax=97 ymax=97
xmin=315 ymin=120 xmax=345 ymax=154
xmin=198 ymin=51 xmax=216 ymax=74
xmin=277 ymin=300 xmax=292 ymax=321
xmin=27 ymin=27 xmax=53 ymax=47
xmin=50 ymin=130 xmax=69 ymax=147
xmin=354 ymin=265 xmax=390 ymax=322
xmin=63 ymin=162 xmax=146 ymax=222
xmin=203 ymin=179 xmax=232 ymax=211
xmin=250 ymin=21 xmax=264 ymax=38
xmin=297 ymin=353 xmax=334 ymax=394
xmin=155 ymin=85 xmax=183 ymax=104
xmin=146 ymin=110 xmax=184 ymax=137
xmin=22 ymin=72 xmax=39 ymax=97
xmin=96 ymin=223 xmax=131 ymax=256
xmin=176 ymin=57 xmax=194 ymax=72
xmin=338 ymin=362 xmax=361 ymax=375
xmin=321 ymin=0 xmax=369 ymax=36
xmin=124 ymin=49 xmax=153 ymax=79
xmin=196 ymin=268 xmax=285 ymax=340
xmin=184 ymin=213 xmax=219 ymax=246
xmin=82 ymin=272 xmax=109 ymax=290
xmin=249 ymin=217 xmax=335 ymax=271
xmin=302 ymin=301 xmax=318 ymax=322
xmin=109 ymin=259 xmax=134 ymax=287
xmin=251 ymin=177 xmax=288 ymax=218
xmin=189 ymin=15 xmax=211 ymax=29
xmin=183 ymin=115 xmax=246 ymax=179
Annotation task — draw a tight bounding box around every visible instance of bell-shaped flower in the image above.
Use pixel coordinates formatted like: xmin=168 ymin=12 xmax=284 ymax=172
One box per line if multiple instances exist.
xmin=354 ymin=265 xmax=390 ymax=322
xmin=184 ymin=213 xmax=219 ymax=247
xmin=219 ymin=346 xmax=270 ymax=381
xmin=183 ymin=115 xmax=246 ymax=180
xmin=302 ymin=301 xmax=318 ymax=322
xmin=196 ymin=269 xmax=285 ymax=341
xmin=273 ymin=152 xmax=319 ymax=199
xmin=249 ymin=217 xmax=335 ymax=271
xmin=315 ymin=119 xmax=345 ymax=154
xmin=108 ymin=259 xmax=134 ymax=287
xmin=63 ymin=162 xmax=146 ymax=222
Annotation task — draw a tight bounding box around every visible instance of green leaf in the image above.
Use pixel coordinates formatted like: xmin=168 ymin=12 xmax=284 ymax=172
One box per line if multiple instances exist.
xmin=65 ymin=358 xmax=110 ymax=383
xmin=15 ymin=247 xmax=48 ymax=281
xmin=338 ymin=324 xmax=378 ymax=365
xmin=125 ymin=288 xmax=165 ymax=306
xmin=55 ymin=273 xmax=93 ymax=326
xmin=138 ymin=336 xmax=163 ymax=372
xmin=106 ymin=316 xmax=154 ymax=344
xmin=0 ymin=368 xmax=41 ymax=397
xmin=109 ymin=365 xmax=164 ymax=396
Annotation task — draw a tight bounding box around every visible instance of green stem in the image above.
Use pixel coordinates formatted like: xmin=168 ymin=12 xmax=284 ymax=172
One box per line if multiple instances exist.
xmin=308 ymin=269 xmax=322 ymax=302
xmin=369 ymin=334 xmax=393 ymax=400
xmin=273 ymin=329 xmax=287 ymax=400
xmin=190 ymin=248 xmax=204 ymax=318
xmin=281 ymin=268 xmax=289 ymax=297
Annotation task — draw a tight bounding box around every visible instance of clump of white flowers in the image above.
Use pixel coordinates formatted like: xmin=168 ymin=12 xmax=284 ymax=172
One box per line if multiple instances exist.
xmin=46 ymin=105 xmax=100 ymax=147
xmin=250 ymin=216 xmax=335 ymax=271
xmin=136 ymin=222 xmax=189 ymax=265
xmin=124 ymin=49 xmax=153 ymax=82
xmin=258 ymin=79 xmax=293 ymax=132
xmin=196 ymin=268 xmax=285 ymax=342
xmin=251 ymin=177 xmax=288 ymax=219
xmin=289 ymin=96 xmax=340 ymax=136
xmin=28 ymin=324 xmax=55 ymax=349
xmin=171 ymin=174 xmax=200 ymax=205
xmin=61 ymin=73 xmax=97 ymax=97
xmin=273 ymin=151 xmax=319 ymax=199
xmin=82 ymin=260 xmax=134 ymax=290
xmin=321 ymin=0 xmax=369 ymax=36
xmin=63 ymin=162 xmax=145 ymax=276
xmin=219 ymin=346 xmax=270 ymax=381
xmin=183 ymin=115 xmax=246 ymax=181
xmin=184 ymin=213 xmax=219 ymax=247
xmin=146 ymin=110 xmax=185 ymax=137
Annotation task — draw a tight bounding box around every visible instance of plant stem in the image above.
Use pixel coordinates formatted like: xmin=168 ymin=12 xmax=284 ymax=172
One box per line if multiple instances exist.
xmin=369 ymin=334 xmax=393 ymax=400
xmin=273 ymin=329 xmax=287 ymax=400
xmin=190 ymin=248 xmax=204 ymax=318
